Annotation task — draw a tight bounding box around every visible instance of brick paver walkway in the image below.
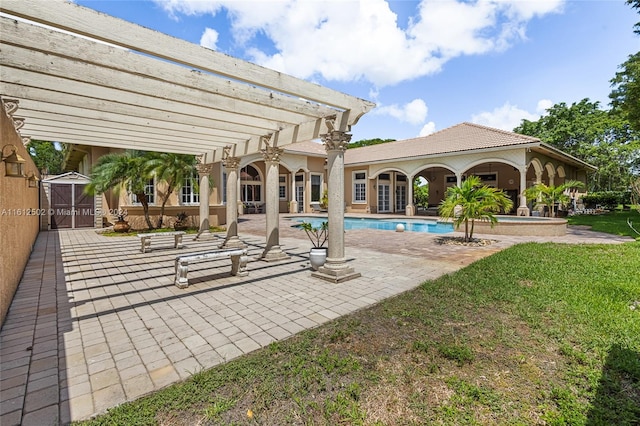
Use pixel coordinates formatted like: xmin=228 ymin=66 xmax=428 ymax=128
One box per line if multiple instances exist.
xmin=0 ymin=214 xmax=633 ymax=424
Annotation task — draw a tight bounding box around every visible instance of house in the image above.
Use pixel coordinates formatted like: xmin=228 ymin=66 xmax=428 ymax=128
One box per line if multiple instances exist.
xmin=54 ymin=122 xmax=595 ymax=231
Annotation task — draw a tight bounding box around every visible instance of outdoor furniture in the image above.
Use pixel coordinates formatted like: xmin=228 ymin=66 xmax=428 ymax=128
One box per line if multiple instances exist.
xmin=174 ymin=248 xmax=249 ymax=288
xmin=137 ymin=231 xmax=186 ymax=253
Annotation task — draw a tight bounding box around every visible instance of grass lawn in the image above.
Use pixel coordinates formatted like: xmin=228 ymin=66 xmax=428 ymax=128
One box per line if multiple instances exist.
xmin=568 ymin=210 xmax=640 ymax=240
xmin=77 ymin=240 xmax=640 ymax=426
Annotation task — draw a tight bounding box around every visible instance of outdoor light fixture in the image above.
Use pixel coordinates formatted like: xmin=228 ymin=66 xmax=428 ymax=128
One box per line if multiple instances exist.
xmin=27 ymin=172 xmax=39 ymax=188
xmin=1 ymin=144 xmax=26 ymax=177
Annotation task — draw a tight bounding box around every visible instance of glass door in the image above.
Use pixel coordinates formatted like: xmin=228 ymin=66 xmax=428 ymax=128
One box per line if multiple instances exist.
xmin=378 ymin=184 xmax=390 ymax=212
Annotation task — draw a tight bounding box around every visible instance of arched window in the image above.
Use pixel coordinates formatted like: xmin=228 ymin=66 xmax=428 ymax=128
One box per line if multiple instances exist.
xmin=240 ymin=165 xmax=262 ymax=202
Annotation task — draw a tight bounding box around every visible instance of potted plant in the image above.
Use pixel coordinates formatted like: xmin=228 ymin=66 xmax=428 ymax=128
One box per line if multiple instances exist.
xmin=113 ymin=209 xmax=130 ymax=233
xmin=174 ymin=211 xmax=189 ymax=230
xmin=299 ymin=220 xmax=328 ymax=270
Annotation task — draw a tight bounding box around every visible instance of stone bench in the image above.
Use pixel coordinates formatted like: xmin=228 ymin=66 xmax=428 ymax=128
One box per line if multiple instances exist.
xmin=137 ymin=231 xmax=186 ymax=253
xmin=174 ymin=248 xmax=249 ymax=288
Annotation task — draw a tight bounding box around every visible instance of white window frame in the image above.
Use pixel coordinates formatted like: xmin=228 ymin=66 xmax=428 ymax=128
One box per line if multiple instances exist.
xmin=131 ymin=178 xmax=155 ymax=205
xmin=180 ymin=170 xmax=199 ymax=205
xmin=352 ymin=170 xmax=367 ymax=204
xmin=279 ymin=174 xmax=287 ymax=200
xmin=310 ymin=173 xmax=323 ymax=203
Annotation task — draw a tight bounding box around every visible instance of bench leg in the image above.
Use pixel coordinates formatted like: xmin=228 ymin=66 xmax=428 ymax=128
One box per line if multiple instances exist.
xmin=230 ymin=254 xmax=249 ymax=277
xmin=175 ymin=259 xmax=190 ymax=288
xmin=140 ymin=237 xmax=151 ymax=253
xmin=174 ymin=234 xmax=183 ymax=249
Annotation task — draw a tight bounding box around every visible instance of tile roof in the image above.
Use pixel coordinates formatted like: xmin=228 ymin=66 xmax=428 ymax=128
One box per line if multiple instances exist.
xmin=344 ymin=122 xmax=541 ymax=165
xmin=284 ymin=140 xmax=327 ymax=156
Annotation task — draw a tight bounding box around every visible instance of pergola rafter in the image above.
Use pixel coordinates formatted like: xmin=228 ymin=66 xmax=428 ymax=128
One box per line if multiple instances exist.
xmin=0 ymin=0 xmax=374 ymax=160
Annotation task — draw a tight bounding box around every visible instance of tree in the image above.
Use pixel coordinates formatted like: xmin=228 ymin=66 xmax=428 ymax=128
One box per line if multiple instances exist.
xmin=439 ymin=175 xmax=513 ymax=242
xmin=348 ymin=138 xmax=396 ymax=148
xmin=524 ymin=180 xmax=585 ymax=218
xmin=514 ymin=99 xmax=640 ymax=191
xmin=628 ymin=0 xmax=640 ymax=35
xmin=145 ymin=152 xmax=197 ymax=228
xmin=27 ymin=140 xmax=64 ymax=175
xmin=610 ymin=52 xmax=640 ymax=133
xmin=85 ymin=150 xmax=156 ymax=230
xmin=413 ymin=178 xmax=429 ymax=208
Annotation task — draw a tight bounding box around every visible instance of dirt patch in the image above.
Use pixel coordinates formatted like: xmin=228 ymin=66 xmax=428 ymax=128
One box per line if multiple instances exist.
xmin=435 ymin=236 xmax=498 ymax=246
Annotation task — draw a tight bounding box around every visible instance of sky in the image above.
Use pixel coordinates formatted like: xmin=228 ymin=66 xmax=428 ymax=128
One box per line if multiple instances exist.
xmin=73 ymin=0 xmax=639 ymax=143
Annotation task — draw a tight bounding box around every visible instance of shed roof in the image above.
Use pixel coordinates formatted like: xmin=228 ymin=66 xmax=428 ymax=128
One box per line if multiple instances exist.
xmin=0 ymin=0 xmax=374 ymax=162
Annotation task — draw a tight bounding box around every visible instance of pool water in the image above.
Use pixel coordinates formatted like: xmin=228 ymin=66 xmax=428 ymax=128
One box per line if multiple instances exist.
xmin=291 ymin=217 xmax=454 ymax=234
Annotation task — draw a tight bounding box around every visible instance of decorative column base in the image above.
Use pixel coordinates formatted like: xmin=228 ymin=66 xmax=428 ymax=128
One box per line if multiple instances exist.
xmin=222 ymin=236 xmax=246 ymax=249
xmin=193 ymin=230 xmax=218 ymax=241
xmin=516 ymin=206 xmax=530 ymax=217
xmin=261 ymin=245 xmax=290 ymax=262
xmin=405 ymin=204 xmax=415 ymax=216
xmin=289 ymin=200 xmax=298 ymax=214
xmin=311 ymin=257 xmax=361 ymax=283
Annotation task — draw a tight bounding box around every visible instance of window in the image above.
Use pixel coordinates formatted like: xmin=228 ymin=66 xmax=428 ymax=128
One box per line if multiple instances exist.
xmin=241 ymin=165 xmax=262 ymax=202
xmin=180 ymin=171 xmax=199 ymax=205
xmin=131 ymin=178 xmax=155 ymax=205
xmin=353 ymin=171 xmax=366 ymax=203
xmin=279 ymin=175 xmax=287 ymax=200
xmin=311 ymin=174 xmax=322 ymax=202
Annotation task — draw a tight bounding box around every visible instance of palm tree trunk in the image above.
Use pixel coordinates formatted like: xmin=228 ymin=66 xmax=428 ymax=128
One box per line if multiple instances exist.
xmin=464 ymin=219 xmax=469 ymax=242
xmin=137 ymin=193 xmax=154 ymax=230
xmin=470 ymin=219 xmax=475 ymax=241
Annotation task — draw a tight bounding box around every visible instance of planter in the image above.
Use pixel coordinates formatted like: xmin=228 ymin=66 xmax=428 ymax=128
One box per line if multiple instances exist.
xmin=174 ymin=223 xmax=188 ymax=231
xmin=113 ymin=220 xmax=131 ymax=233
xmin=309 ymin=247 xmax=327 ymax=271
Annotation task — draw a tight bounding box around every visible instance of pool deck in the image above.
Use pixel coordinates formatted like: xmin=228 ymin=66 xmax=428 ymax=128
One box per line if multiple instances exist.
xmin=0 ymin=214 xmax=634 ymax=425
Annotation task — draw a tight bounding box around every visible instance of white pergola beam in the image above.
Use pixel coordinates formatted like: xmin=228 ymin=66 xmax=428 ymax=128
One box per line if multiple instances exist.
xmin=0 ymin=0 xmax=375 ymax=119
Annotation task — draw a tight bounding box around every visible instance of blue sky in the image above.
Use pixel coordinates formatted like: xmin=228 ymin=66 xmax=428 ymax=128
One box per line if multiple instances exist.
xmin=75 ymin=0 xmax=639 ymax=143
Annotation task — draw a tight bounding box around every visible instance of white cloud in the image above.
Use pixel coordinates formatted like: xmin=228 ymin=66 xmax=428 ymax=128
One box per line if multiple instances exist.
xmin=419 ymin=122 xmax=436 ymax=136
xmin=471 ymin=101 xmax=552 ymax=131
xmin=200 ymin=27 xmax=219 ymax=50
xmin=154 ymin=0 xmax=564 ymax=87
xmin=374 ymin=98 xmax=428 ymax=125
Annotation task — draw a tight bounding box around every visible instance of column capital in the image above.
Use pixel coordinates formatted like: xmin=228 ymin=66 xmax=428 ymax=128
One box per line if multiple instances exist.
xmin=223 ymin=156 xmax=240 ymax=170
xmin=195 ymin=162 xmax=214 ymax=175
xmin=261 ymin=145 xmax=283 ymax=163
xmin=322 ymin=130 xmax=351 ymax=152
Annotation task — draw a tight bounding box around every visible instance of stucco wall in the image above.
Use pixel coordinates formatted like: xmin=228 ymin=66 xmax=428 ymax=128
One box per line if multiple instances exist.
xmin=0 ymin=104 xmax=41 ymax=327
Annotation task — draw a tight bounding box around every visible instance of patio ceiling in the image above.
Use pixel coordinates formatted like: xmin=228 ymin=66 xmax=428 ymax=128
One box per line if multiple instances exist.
xmin=0 ymin=0 xmax=375 ymax=162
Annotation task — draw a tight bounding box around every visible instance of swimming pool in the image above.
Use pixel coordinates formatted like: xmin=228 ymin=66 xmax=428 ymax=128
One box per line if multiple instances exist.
xmin=290 ymin=216 xmax=454 ymax=234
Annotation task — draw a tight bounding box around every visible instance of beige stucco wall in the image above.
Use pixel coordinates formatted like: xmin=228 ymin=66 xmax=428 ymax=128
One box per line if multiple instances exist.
xmin=0 ymin=105 xmax=41 ymax=327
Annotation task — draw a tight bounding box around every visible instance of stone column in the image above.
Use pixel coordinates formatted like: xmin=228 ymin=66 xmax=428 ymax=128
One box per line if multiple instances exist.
xmin=289 ymin=170 xmax=297 ymax=213
xmin=304 ymin=171 xmax=311 ymax=213
xmin=516 ymin=167 xmax=530 ymax=216
xmin=312 ymin=130 xmax=360 ymax=283
xmin=406 ymin=174 xmax=415 ymax=216
xmin=195 ymin=161 xmax=214 ymax=240
xmin=222 ymin=157 xmax=245 ymax=249
xmin=261 ymin=146 xmax=289 ymax=261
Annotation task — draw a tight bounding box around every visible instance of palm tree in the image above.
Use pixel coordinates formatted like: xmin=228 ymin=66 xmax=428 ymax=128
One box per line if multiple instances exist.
xmin=524 ymin=180 xmax=585 ymax=217
xmin=85 ymin=150 xmax=156 ymax=230
xmin=145 ymin=152 xmax=197 ymax=228
xmin=439 ymin=175 xmax=514 ymax=242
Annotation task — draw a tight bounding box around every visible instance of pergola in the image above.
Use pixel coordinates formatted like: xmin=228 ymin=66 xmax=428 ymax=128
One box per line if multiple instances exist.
xmin=0 ymin=0 xmax=375 ymax=282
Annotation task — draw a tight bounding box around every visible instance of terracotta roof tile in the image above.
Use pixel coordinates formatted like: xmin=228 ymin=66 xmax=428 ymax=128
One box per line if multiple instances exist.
xmin=345 ymin=122 xmax=540 ymax=165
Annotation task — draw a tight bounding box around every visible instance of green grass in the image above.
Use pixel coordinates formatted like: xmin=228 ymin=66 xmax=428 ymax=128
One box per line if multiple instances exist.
xmin=76 ymin=239 xmax=640 ymax=425
xmin=568 ymin=209 xmax=640 ymax=239
xmin=99 ymin=225 xmax=226 ymax=237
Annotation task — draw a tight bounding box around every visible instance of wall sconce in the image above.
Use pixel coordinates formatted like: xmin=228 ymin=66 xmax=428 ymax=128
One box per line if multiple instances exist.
xmin=27 ymin=172 xmax=39 ymax=188
xmin=1 ymin=144 xmax=26 ymax=177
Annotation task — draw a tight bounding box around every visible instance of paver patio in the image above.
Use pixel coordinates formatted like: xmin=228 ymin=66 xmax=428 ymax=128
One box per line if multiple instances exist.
xmin=0 ymin=214 xmax=633 ymax=425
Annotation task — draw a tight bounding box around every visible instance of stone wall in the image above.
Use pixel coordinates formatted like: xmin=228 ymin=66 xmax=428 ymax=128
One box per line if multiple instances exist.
xmin=0 ymin=102 xmax=41 ymax=327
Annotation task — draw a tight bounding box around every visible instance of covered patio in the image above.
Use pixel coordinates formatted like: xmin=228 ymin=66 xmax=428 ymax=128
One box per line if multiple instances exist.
xmin=0 ymin=0 xmax=375 ymax=283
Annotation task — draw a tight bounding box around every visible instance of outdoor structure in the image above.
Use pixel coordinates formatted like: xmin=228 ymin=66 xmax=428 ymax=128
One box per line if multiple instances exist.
xmin=0 ymin=0 xmax=375 ymax=285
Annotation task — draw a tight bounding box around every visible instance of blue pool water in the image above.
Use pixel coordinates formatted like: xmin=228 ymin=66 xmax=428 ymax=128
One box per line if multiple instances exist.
xmin=291 ymin=217 xmax=454 ymax=234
